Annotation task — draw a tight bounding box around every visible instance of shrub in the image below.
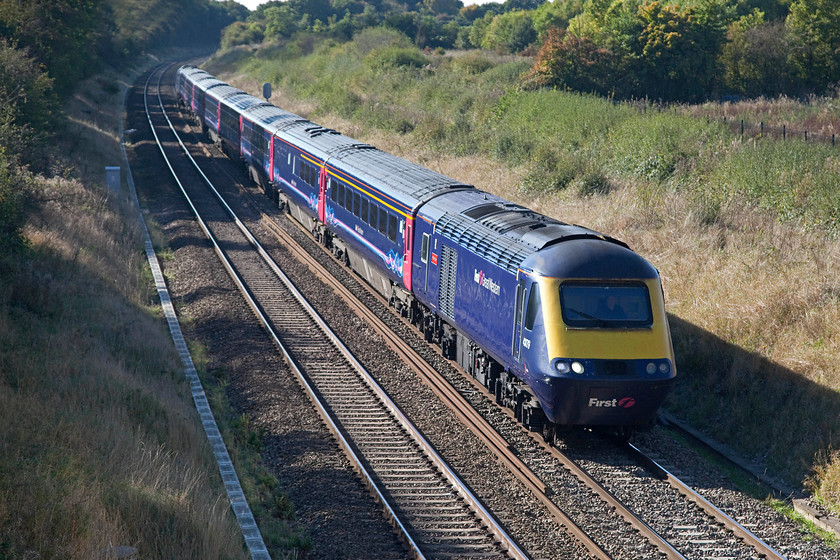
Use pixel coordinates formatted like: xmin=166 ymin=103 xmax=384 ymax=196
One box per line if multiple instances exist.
xmin=364 ymin=45 xmax=430 ymax=70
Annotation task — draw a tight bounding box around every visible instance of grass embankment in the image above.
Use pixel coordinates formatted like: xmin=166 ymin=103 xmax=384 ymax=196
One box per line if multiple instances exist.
xmin=207 ymin=29 xmax=840 ymax=515
xmin=0 ymin=63 xmax=304 ymax=558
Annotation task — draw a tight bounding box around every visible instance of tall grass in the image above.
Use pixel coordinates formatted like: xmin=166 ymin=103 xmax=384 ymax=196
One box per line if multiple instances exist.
xmin=0 ymin=62 xmax=310 ymax=558
xmin=210 ymin=33 xmax=840 ymax=509
xmin=0 ymin=174 xmax=246 ymax=558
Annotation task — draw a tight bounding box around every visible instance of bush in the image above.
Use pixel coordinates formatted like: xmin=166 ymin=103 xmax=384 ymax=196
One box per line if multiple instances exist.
xmin=364 ymin=45 xmax=430 ymax=70
xmin=0 ymin=155 xmax=30 ymax=257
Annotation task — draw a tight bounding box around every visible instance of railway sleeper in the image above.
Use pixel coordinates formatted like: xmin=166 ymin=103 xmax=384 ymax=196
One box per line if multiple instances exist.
xmin=279 ymin=200 xmax=555 ymax=438
xmin=392 ymin=293 xmax=548 ymax=434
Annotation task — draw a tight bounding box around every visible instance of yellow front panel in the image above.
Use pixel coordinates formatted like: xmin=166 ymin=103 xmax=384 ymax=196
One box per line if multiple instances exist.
xmin=540 ymin=277 xmax=672 ymax=360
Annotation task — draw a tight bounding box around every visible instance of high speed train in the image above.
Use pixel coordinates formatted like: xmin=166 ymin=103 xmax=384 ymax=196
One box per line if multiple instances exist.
xmin=176 ymin=65 xmax=676 ymax=437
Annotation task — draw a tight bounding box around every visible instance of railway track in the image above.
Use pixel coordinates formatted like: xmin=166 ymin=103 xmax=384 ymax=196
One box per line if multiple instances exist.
xmin=254 ymin=188 xmax=793 ymax=560
xmin=136 ymin=61 xmax=833 ymax=560
xmin=144 ymin=62 xmax=527 ymax=560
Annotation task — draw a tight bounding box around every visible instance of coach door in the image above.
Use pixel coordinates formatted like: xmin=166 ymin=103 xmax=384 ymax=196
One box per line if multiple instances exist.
xmin=512 ymin=276 xmax=526 ymax=361
xmin=317 ymin=166 xmax=327 ymax=223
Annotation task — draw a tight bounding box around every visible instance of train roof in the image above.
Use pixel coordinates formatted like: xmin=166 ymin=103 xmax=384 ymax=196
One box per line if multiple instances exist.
xmin=335 ymin=149 xmax=472 ymax=206
xmin=275 ymin=123 xmax=473 ymax=212
xmin=419 ymin=189 xmax=638 ymax=276
xmin=241 ymin=104 xmax=303 ymax=133
xmin=178 ymin=65 xmax=209 ymax=81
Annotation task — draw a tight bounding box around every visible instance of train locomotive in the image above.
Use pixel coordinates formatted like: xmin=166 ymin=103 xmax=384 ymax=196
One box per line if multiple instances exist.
xmin=176 ymin=65 xmax=676 ymax=437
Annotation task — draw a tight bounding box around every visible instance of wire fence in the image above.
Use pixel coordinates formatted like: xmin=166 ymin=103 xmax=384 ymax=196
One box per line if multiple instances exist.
xmin=720 ymin=116 xmax=838 ymax=147
xmin=624 ymin=101 xmax=839 ymax=148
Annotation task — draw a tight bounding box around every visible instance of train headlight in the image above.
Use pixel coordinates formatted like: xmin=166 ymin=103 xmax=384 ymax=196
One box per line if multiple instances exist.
xmin=554 ymin=361 xmax=571 ymax=374
xmin=571 ymin=361 xmax=585 ymax=375
xmin=645 ymin=362 xmax=657 ymax=375
xmin=659 ymin=362 xmax=670 ymax=374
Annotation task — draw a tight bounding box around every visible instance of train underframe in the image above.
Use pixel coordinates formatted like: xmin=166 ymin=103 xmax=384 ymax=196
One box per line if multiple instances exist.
xmin=181 ymin=100 xmax=647 ymax=443
xmin=274 ymin=193 xmax=556 ymax=440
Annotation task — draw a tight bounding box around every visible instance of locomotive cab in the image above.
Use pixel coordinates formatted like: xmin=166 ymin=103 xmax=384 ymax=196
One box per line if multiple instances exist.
xmin=515 ymin=238 xmax=676 ymax=427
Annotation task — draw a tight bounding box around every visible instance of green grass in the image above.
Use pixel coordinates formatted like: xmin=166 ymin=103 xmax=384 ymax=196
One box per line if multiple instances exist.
xmin=208 ymin=34 xmax=840 ymax=513
xmin=0 ymin=62 xmax=310 ymax=559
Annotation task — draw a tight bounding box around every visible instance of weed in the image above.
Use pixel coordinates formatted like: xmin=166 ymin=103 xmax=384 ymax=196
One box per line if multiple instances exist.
xmin=209 ymin=36 xmax=840 ymax=511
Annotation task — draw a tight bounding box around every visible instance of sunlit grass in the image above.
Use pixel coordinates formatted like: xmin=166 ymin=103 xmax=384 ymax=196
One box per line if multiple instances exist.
xmin=210 ymin=35 xmax=840 ymax=510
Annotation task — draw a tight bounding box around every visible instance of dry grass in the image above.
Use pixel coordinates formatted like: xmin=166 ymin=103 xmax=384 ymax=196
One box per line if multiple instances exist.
xmin=217 ymin=64 xmax=840 ymax=504
xmin=685 ymin=96 xmax=840 ymax=138
xmin=0 ymin=65 xmax=249 ymax=558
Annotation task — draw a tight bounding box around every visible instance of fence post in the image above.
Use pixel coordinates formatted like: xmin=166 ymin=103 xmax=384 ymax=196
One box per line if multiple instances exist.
xmin=783 ymin=124 xmax=786 ymax=140
xmin=741 ymin=120 xmax=744 ymax=136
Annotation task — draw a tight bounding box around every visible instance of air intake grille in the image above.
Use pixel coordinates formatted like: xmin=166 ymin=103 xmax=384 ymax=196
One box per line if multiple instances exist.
xmin=438 ymin=245 xmax=458 ymax=319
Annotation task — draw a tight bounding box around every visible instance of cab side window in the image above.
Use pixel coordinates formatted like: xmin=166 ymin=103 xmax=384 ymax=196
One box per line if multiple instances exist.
xmin=420 ymin=233 xmax=430 ymax=263
xmin=524 ymin=283 xmax=540 ymax=331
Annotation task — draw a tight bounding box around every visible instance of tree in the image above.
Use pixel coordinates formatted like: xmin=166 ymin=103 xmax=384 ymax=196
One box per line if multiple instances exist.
xmin=424 ymin=0 xmax=463 ymax=16
xmin=0 ymin=0 xmax=104 ymax=96
xmin=634 ymin=1 xmax=729 ymax=101
xmin=221 ymin=21 xmax=266 ymax=48
xmin=528 ymin=27 xmax=621 ymax=94
xmin=482 ymin=10 xmax=537 ymax=53
xmin=786 ymin=0 xmax=840 ymax=92
xmin=720 ymin=14 xmax=790 ymax=96
xmin=263 ymin=4 xmax=300 ymax=39
xmin=0 ymin=39 xmax=57 ymax=166
xmin=532 ymin=0 xmax=585 ymax=39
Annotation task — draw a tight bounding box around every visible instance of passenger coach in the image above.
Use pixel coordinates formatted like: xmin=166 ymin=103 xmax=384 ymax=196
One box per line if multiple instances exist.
xmin=176 ymin=65 xmax=676 ymax=436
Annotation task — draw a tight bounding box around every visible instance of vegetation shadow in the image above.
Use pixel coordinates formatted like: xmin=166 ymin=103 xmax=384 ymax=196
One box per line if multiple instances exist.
xmin=666 ymin=314 xmax=840 ymax=489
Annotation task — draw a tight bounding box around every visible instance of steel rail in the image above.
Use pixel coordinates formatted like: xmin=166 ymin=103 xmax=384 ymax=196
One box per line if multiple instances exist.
xmin=145 ymin=62 xmax=427 ymax=560
xmin=150 ymin=64 xmax=530 ymax=560
xmin=257 ymin=215 xmax=616 ymax=560
xmin=627 ymin=441 xmax=788 ymax=560
xmin=140 ymin=62 xmax=271 ymax=560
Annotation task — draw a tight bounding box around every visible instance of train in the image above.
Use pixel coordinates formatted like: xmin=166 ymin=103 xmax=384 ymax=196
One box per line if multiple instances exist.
xmin=175 ymin=65 xmax=676 ymax=438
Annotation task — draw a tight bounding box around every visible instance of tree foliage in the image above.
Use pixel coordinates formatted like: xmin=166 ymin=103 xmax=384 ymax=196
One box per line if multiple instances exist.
xmin=786 ymin=0 xmax=840 ymax=91
xmin=0 ymin=0 xmax=104 ymax=96
xmin=211 ymin=0 xmax=840 ymax=100
xmin=481 ymin=9 xmax=537 ymax=53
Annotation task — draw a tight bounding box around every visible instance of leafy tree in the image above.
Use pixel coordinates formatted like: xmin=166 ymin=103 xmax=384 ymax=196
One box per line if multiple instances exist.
xmin=634 ymin=0 xmax=730 ymax=101
xmin=386 ymin=11 xmax=444 ymax=48
xmin=221 ymin=20 xmax=266 ymax=48
xmin=503 ymin=0 xmax=546 ymax=10
xmin=786 ymin=0 xmax=840 ymax=92
xmin=460 ymin=3 xmax=503 ymax=22
xmin=0 ymin=41 xmax=47 ymax=254
xmin=466 ymin=11 xmax=496 ymax=48
xmin=288 ymin=0 xmax=334 ymax=24
xmin=532 ymin=0 xmax=585 ymax=39
xmin=0 ymin=0 xmax=104 ymax=96
xmin=720 ymin=13 xmax=790 ymax=96
xmin=482 ymin=9 xmax=537 ymax=53
xmin=528 ymin=27 xmax=620 ymax=93
xmin=424 ymin=0 xmax=463 ymax=15
xmin=0 ymin=39 xmax=58 ymax=166
xmin=263 ymin=4 xmax=300 ymax=39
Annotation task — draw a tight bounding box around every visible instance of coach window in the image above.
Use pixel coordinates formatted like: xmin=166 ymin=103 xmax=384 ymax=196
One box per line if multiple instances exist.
xmin=387 ymin=214 xmax=398 ymax=243
xmin=361 ymin=198 xmax=369 ymax=224
xmin=421 ymin=233 xmax=430 ymax=264
xmin=332 ymin=180 xmax=342 ymax=206
xmin=378 ymin=208 xmax=388 ymax=235
xmin=524 ymin=283 xmax=541 ymax=331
